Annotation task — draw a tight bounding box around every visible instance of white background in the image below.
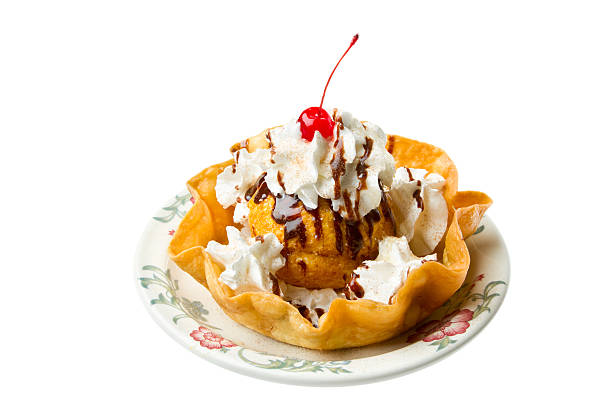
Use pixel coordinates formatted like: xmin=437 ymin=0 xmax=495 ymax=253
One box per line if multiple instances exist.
xmin=1 ymin=1 xmax=610 ymax=406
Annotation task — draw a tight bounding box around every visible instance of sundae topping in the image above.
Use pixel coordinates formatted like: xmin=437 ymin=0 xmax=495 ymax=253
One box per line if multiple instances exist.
xmin=281 ymin=284 xmax=341 ymax=327
xmin=352 ymin=236 xmax=436 ymax=304
xmin=205 ymin=226 xmax=285 ymax=294
xmin=298 ymin=107 xmax=334 ymax=142
xmin=298 ymin=34 xmax=359 ymax=142
xmin=388 ymin=167 xmax=448 ymax=256
xmin=216 ymin=148 xmax=271 ymax=208
xmin=218 ymin=110 xmax=395 ymax=221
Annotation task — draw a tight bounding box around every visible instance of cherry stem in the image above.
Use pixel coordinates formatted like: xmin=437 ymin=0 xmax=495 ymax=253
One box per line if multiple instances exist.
xmin=318 ymin=34 xmax=359 ymax=111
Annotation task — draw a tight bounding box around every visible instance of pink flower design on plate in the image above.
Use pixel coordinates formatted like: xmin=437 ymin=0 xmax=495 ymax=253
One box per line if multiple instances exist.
xmin=168 ymin=229 xmax=175 ymax=236
xmin=411 ymin=309 xmax=474 ymax=342
xmin=190 ymin=197 xmax=195 ymax=204
xmin=190 ymin=326 xmax=236 ymax=349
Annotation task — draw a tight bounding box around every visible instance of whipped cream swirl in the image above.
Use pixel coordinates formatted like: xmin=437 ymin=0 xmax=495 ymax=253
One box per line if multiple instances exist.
xmin=216 ymin=110 xmax=396 ymax=222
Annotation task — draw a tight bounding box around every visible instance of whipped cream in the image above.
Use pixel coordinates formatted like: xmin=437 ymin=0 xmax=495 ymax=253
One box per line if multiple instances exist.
xmin=280 ymin=284 xmax=341 ymax=327
xmin=215 ymin=110 xmax=396 ymax=222
xmin=389 ymin=167 xmax=448 ymax=256
xmin=353 ymin=236 xmax=436 ymax=304
xmin=216 ymin=148 xmax=271 ymax=210
xmin=205 ymin=226 xmax=285 ymax=293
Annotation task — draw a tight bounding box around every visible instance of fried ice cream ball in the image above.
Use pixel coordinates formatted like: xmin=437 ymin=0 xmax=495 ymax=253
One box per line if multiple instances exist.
xmin=247 ymin=191 xmax=395 ymax=289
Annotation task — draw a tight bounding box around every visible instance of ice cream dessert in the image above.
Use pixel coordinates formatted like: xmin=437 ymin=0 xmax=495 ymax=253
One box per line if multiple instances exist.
xmin=168 ymin=35 xmax=492 ymax=349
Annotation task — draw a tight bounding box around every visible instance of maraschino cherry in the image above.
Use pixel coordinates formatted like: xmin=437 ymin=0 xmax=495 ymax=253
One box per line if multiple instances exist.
xmin=298 ymin=34 xmax=359 ymax=142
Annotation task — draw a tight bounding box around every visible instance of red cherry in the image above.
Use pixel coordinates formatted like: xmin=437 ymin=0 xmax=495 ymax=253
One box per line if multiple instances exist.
xmin=298 ymin=107 xmax=334 ymax=141
xmin=298 ymin=34 xmax=359 ymax=142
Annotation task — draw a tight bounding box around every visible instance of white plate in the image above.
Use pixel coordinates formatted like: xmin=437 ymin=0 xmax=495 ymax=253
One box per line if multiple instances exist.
xmin=135 ymin=191 xmax=510 ymax=386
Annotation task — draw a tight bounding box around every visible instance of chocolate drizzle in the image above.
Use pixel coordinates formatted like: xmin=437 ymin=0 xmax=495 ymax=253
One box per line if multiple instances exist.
xmin=270 ymin=274 xmax=280 ymax=296
xmin=354 ymin=137 xmax=374 ymax=217
xmin=348 ymin=273 xmax=364 ymax=298
xmin=245 ymin=173 xmax=267 ymax=202
xmin=378 ymin=179 xmax=396 ymax=235
xmin=345 ymin=221 xmax=363 ymax=260
xmin=342 ymin=191 xmax=355 ymax=220
xmin=332 ymin=210 xmax=344 ymax=254
xmin=231 ymin=150 xmax=241 ymax=173
xmin=364 ymin=208 xmax=381 ymax=237
xmin=297 ymin=305 xmax=311 ymax=321
xmin=277 ymin=171 xmax=285 ymax=191
xmin=413 ymin=181 xmax=424 ymax=210
xmin=266 ymin=130 xmax=275 ymax=163
xmin=330 ymin=131 xmax=346 ymax=200
xmin=314 ymin=308 xmax=325 ymax=318
xmin=305 ymin=205 xmax=323 ymax=240
xmin=405 ymin=167 xmax=414 ymax=181
xmin=272 ymin=193 xmax=307 ymax=248
xmin=297 ymin=259 xmax=307 ymax=274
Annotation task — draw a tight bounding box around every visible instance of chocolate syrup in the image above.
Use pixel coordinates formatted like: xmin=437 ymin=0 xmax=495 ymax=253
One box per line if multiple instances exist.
xmin=330 ymin=119 xmax=346 ymax=199
xmin=270 ymin=275 xmax=280 ymax=296
xmin=315 ymin=308 xmax=325 ymax=318
xmin=305 ymin=205 xmax=323 ymax=240
xmin=266 ymin=130 xmax=275 ymax=163
xmin=244 ymin=173 xmax=267 ymax=202
xmin=413 ymin=188 xmax=424 ymax=210
xmin=348 ymin=273 xmax=364 ymax=298
xmin=332 ymin=210 xmax=344 ymax=254
xmin=354 ymin=137 xmax=374 ymax=217
xmin=277 ymin=172 xmax=286 ymax=191
xmin=271 ymin=193 xmax=307 ymax=248
xmin=231 ymin=150 xmax=241 ymax=173
xmin=378 ymin=179 xmax=396 ymax=235
xmin=342 ymin=191 xmax=355 ymax=220
xmin=297 ymin=305 xmax=311 ymax=321
xmin=364 ymin=208 xmax=381 ymax=237
xmin=344 ymin=220 xmax=363 ymax=259
xmin=297 ymin=259 xmax=307 ymax=274
xmin=405 ymin=167 xmax=414 ymax=181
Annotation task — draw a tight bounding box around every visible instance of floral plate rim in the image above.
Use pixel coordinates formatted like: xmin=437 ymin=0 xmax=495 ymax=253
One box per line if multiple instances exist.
xmin=134 ymin=191 xmax=510 ymax=386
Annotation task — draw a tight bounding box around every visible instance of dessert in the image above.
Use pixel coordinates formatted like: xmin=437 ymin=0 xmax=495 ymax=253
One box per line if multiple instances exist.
xmin=168 ymin=35 xmax=492 ymax=349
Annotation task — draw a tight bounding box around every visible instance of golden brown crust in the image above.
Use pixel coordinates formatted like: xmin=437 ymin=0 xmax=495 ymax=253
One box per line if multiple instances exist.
xmin=168 ymin=134 xmax=491 ymax=350
xmin=248 ymin=196 xmax=393 ymax=289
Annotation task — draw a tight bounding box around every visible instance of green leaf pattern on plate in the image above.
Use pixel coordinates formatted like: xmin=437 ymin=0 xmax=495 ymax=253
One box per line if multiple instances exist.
xmin=153 ymin=193 xmax=191 ymax=223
